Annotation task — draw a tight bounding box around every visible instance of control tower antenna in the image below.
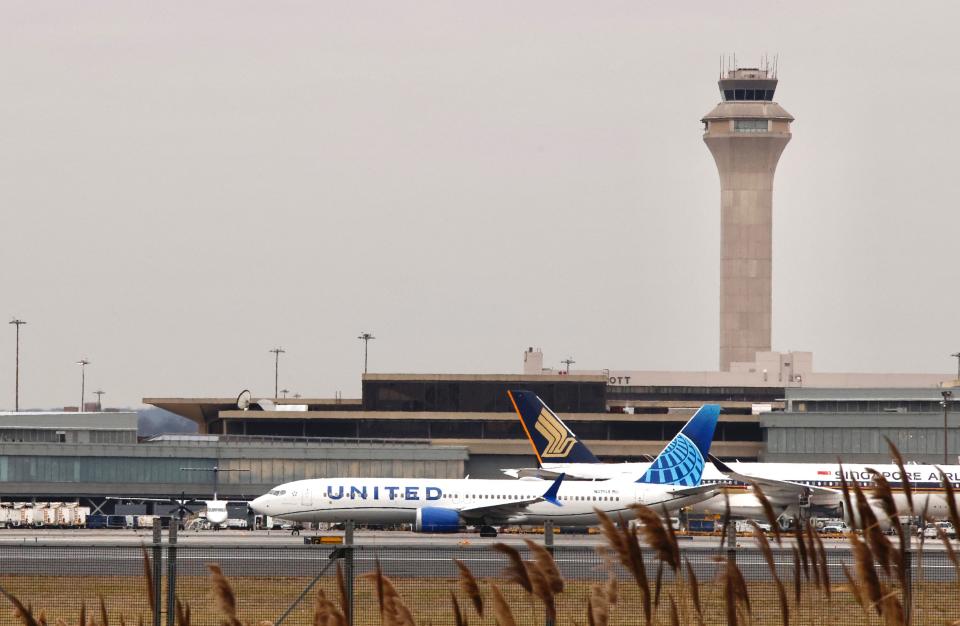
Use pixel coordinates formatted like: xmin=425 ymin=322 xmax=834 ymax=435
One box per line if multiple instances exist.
xmin=702 ymin=59 xmax=793 ymax=370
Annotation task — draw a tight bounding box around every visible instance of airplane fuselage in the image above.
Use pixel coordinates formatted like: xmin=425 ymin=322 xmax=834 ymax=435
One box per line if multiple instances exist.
xmin=250 ymin=477 xmax=713 ymax=527
xmin=204 ymin=500 xmax=230 ymax=526
xmin=528 ymin=461 xmax=960 ymax=520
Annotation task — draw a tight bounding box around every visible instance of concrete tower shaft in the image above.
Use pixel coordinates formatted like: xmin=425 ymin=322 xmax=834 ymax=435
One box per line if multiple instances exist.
xmin=702 ymin=68 xmax=793 ymax=370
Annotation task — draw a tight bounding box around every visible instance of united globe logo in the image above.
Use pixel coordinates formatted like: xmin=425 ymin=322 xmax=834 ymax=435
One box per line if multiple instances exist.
xmin=638 ymin=434 xmax=705 ymax=487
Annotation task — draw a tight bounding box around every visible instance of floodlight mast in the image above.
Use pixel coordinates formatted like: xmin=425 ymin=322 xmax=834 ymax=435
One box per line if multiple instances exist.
xmin=76 ymin=359 xmax=90 ymax=411
xmin=943 ymin=389 xmax=954 ymax=465
xmin=9 ymin=319 xmax=25 ymax=411
xmin=358 ymin=332 xmax=375 ymax=374
xmin=269 ymin=347 xmax=285 ymax=398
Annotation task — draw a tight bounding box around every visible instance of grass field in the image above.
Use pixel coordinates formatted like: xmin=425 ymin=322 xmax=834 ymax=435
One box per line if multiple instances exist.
xmin=2 ymin=574 xmax=958 ymax=626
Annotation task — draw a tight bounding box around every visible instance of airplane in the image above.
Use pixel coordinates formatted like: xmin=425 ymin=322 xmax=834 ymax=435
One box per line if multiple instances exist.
xmin=107 ymin=465 xmax=249 ymax=528
xmin=249 ymin=393 xmax=722 ymax=536
xmin=502 ymin=390 xmax=960 ymax=526
xmin=106 ymin=493 xmax=233 ymax=527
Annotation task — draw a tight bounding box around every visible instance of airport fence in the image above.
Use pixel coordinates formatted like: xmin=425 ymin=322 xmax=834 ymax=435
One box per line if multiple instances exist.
xmin=0 ymin=529 xmax=957 ymax=625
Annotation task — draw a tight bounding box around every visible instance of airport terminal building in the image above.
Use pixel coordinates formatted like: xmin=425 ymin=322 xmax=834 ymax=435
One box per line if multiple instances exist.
xmin=1 ymin=361 xmax=957 ymax=515
xmin=146 ymin=373 xmax=771 ymax=479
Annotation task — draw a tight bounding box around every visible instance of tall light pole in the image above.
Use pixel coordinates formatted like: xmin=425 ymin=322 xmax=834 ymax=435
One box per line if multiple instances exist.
xmin=93 ymin=389 xmax=105 ymax=411
xmin=269 ymin=347 xmax=285 ymax=398
xmin=943 ymin=390 xmax=954 ymax=465
xmin=76 ymin=359 xmax=90 ymax=411
xmin=358 ymin=332 xmax=375 ymax=374
xmin=9 ymin=319 xmax=25 ymax=411
xmin=561 ymin=357 xmax=575 ymax=374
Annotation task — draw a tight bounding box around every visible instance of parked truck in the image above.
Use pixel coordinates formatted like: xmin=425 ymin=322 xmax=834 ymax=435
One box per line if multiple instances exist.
xmin=136 ymin=515 xmax=158 ymax=529
xmin=40 ymin=506 xmax=59 ymax=528
xmin=55 ymin=506 xmax=90 ymax=528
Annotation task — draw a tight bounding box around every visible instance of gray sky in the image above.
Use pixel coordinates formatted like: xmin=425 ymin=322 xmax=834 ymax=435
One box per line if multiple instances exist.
xmin=2 ymin=1 xmax=959 ymax=409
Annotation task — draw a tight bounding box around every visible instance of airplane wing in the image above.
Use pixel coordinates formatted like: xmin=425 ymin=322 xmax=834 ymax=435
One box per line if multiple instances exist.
xmin=501 ymin=467 xmax=570 ymax=480
xmin=668 ymin=484 xmax=720 ymax=497
xmin=457 ymin=474 xmax=564 ymax=520
xmin=710 ymin=456 xmax=840 ymax=504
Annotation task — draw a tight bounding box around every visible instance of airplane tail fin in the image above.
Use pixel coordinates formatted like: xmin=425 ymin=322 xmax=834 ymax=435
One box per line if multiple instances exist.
xmin=635 ymin=404 xmax=721 ymax=487
xmin=508 ymin=390 xmax=600 ymax=465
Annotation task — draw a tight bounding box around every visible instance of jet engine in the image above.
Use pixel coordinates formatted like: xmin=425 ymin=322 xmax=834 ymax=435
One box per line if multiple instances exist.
xmin=414 ymin=507 xmax=461 ymax=533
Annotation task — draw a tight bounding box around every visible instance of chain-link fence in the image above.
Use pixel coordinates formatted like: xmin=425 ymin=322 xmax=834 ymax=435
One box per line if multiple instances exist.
xmin=0 ymin=533 xmax=956 ymax=625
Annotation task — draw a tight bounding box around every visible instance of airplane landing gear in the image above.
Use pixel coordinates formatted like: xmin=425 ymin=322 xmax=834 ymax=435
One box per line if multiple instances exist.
xmin=479 ymin=525 xmax=498 ymax=538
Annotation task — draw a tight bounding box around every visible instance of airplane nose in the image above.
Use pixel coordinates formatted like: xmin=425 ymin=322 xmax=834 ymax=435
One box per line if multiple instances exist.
xmin=250 ymin=495 xmax=269 ymax=514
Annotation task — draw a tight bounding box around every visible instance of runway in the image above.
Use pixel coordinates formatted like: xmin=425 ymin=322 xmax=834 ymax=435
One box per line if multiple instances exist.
xmin=0 ymin=527 xmax=953 ymax=548
xmin=0 ymin=529 xmax=955 ymax=582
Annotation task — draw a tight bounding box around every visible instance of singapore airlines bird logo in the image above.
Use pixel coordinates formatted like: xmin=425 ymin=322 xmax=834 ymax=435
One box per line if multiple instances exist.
xmin=535 ymin=408 xmax=577 ymax=458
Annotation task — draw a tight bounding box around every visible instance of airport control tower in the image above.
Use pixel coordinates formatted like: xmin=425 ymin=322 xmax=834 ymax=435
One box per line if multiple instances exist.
xmin=703 ymin=66 xmax=793 ymax=370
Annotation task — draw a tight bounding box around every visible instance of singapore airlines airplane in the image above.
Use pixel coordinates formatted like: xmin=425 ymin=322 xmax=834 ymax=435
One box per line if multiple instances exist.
xmin=503 ymin=390 xmax=960 ymax=525
xmin=249 ymin=398 xmax=722 ymax=536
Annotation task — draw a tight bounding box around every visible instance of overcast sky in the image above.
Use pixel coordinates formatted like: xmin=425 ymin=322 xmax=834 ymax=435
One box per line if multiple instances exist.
xmin=2 ymin=1 xmax=959 ymax=409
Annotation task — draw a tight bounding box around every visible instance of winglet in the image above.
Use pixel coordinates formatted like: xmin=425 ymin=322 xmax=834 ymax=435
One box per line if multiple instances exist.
xmin=508 ymin=390 xmax=600 ymax=464
xmin=542 ymin=473 xmax=565 ymax=506
xmin=709 ymin=454 xmax=735 ymax=476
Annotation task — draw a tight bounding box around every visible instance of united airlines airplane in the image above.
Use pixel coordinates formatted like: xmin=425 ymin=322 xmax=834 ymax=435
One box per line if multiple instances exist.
xmin=249 ymin=397 xmax=722 ymax=535
xmin=502 ymin=390 xmax=960 ymax=525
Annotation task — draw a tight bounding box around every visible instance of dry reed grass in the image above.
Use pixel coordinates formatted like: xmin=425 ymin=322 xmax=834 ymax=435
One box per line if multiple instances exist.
xmin=487 ymin=584 xmax=516 ymax=626
xmin=884 ymin=436 xmax=914 ymax=514
xmin=594 ymin=509 xmax=651 ymax=624
xmin=453 ymin=558 xmax=483 ymax=619
xmin=748 ymin=521 xmax=788 ymax=626
xmin=748 ymin=482 xmax=782 ymax=545
xmin=7 ymin=570 xmax=960 ymax=626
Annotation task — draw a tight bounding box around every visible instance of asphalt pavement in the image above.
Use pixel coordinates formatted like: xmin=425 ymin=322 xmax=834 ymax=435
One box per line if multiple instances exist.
xmin=0 ymin=529 xmax=955 ymax=582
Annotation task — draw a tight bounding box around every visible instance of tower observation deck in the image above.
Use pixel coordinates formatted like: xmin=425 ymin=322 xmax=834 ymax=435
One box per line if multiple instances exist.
xmin=702 ymin=67 xmax=793 ymax=370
